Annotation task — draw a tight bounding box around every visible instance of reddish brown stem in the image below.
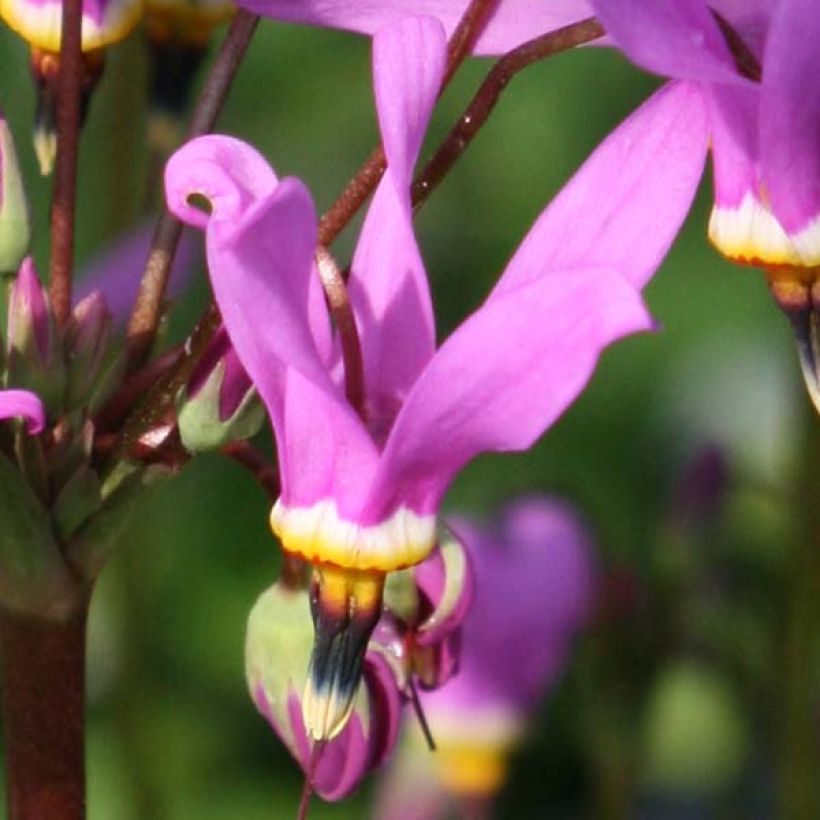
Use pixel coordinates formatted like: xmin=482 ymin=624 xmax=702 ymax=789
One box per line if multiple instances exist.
xmin=48 ymin=0 xmax=83 ymax=327
xmin=411 ymin=17 xmax=605 ymax=208
xmin=316 ymin=0 xmax=499 ymax=247
xmin=126 ymin=9 xmax=259 ymax=371
xmin=120 ymin=303 xmax=221 ymax=459
xmin=1 ymin=601 xmax=90 ymax=820
xmin=316 ymin=247 xmax=366 ymax=419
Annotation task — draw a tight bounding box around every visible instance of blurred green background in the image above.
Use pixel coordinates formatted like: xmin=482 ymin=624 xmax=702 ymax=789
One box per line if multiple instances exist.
xmin=1 ymin=12 xmax=817 ymax=819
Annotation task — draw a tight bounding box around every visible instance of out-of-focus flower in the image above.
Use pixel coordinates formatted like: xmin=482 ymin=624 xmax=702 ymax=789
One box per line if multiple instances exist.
xmin=373 ymin=497 xmax=595 ymax=819
xmin=0 ymin=113 xmax=30 ymax=275
xmin=176 ymin=324 xmax=262 ymax=452
xmin=245 ymin=576 xmax=402 ymax=801
xmin=1 ymin=0 xmax=142 ymax=52
xmin=0 ymin=388 xmax=45 ymax=433
xmin=0 ymin=0 xmax=143 ymax=173
xmin=166 ymin=9 xmax=708 ymax=742
xmin=144 ymin=0 xmax=235 ymax=157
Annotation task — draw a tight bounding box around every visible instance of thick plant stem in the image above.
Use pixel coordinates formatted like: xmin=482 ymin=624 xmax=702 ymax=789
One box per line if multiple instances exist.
xmin=779 ymin=400 xmax=820 ymax=820
xmin=1 ymin=600 xmax=90 ymax=820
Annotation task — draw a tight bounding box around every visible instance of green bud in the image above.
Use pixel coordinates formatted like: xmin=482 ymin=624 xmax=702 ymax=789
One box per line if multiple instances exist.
xmin=0 ymin=115 xmax=30 ymax=274
xmin=177 ymin=358 xmax=264 ymax=453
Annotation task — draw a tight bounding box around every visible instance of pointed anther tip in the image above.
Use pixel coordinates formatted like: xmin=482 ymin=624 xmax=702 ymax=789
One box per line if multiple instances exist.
xmin=301 ymin=565 xmax=386 ymax=740
xmin=33 ymin=127 xmax=56 ymax=177
xmin=302 ymin=673 xmax=358 ymax=742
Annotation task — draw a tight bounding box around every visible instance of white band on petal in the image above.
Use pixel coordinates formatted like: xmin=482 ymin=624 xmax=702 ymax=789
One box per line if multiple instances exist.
xmin=270 ymin=498 xmax=436 ymax=572
xmin=709 ymin=193 xmax=820 ymax=270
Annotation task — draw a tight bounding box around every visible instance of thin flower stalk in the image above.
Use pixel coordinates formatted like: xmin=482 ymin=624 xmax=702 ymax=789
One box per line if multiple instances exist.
xmin=317 ymin=0 xmax=499 ymax=247
xmin=48 ymin=0 xmax=83 ymax=327
xmin=126 ymin=8 xmax=259 ymax=371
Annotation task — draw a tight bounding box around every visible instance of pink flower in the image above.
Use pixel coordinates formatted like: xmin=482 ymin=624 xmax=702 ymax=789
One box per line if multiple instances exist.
xmin=164 ymin=14 xmax=705 ymax=740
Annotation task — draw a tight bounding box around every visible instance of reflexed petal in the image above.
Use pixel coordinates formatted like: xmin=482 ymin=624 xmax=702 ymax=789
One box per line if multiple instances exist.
xmin=166 ymin=135 xmax=380 ymax=510
xmin=0 ymin=388 xmax=45 ymax=433
xmin=590 ymin=0 xmax=742 ymax=84
xmin=349 ymin=17 xmax=445 ymax=419
xmin=759 ymin=0 xmax=820 ymax=262
xmin=234 ymin=0 xmax=595 ymax=56
xmin=493 ymin=82 xmax=709 ymax=294
xmin=363 ymin=268 xmax=652 ymax=520
xmin=1 ymin=0 xmax=143 ymax=51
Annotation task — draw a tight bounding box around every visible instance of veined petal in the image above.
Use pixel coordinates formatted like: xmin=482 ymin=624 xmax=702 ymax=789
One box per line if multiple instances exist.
xmin=494 ymin=81 xmax=708 ymax=294
xmin=166 ymin=136 xmax=379 ymax=514
xmin=349 ymin=17 xmax=445 ymax=423
xmin=233 ymin=1 xmax=595 ymax=57
xmin=759 ymin=0 xmax=820 ymax=267
xmin=0 ymin=0 xmax=143 ymax=51
xmin=590 ymin=0 xmax=743 ymax=84
xmin=363 ymin=269 xmax=653 ymax=520
xmin=0 ymin=388 xmax=45 ymax=433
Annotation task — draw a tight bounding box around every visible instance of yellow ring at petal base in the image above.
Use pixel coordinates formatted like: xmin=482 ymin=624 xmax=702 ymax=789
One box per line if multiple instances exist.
xmin=708 ymin=194 xmax=820 ymax=274
xmin=1 ymin=0 xmax=143 ymax=51
xmin=270 ymin=498 xmax=437 ymax=573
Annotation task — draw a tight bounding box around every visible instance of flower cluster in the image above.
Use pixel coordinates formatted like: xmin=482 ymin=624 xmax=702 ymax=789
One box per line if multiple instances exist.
xmin=0 ymin=0 xmax=817 ymax=814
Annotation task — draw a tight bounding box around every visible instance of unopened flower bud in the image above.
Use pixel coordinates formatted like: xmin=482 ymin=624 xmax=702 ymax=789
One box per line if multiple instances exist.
xmin=64 ymin=290 xmax=113 ymax=410
xmin=0 ymin=114 xmax=30 ymax=273
xmin=177 ymin=327 xmax=263 ymax=452
xmin=7 ymin=258 xmax=65 ymax=413
xmin=246 ymin=580 xmax=401 ymax=801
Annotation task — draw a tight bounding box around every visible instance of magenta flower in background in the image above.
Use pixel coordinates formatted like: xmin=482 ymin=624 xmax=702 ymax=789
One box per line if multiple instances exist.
xmin=164 ymin=9 xmax=712 ymax=742
xmin=373 ymin=497 xmax=595 ymax=820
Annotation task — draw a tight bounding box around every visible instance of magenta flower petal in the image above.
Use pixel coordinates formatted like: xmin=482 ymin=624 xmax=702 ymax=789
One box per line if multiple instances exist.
xmin=589 ymin=0 xmax=742 ymax=84
xmin=77 ymin=223 xmax=198 ymax=324
xmin=0 ymin=389 xmax=45 ymax=433
xmin=165 ymin=135 xmax=379 ymax=512
xmin=363 ymin=268 xmax=652 ymax=520
xmin=349 ymin=17 xmax=445 ymax=426
xmin=429 ymin=497 xmax=594 ymax=720
xmin=492 ymin=82 xmax=709 ymax=294
xmin=759 ymin=0 xmax=820 ymax=255
xmin=234 ymin=0 xmax=594 ymax=56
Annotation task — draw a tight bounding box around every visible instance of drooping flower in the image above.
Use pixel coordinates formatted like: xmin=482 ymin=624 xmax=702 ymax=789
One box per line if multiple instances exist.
xmin=587 ymin=0 xmax=820 ymax=406
xmin=0 ymin=389 xmax=45 ymax=433
xmin=0 ymin=0 xmax=143 ymax=172
xmin=373 ymin=497 xmax=594 ymax=820
xmin=166 ymin=12 xmax=706 ymax=742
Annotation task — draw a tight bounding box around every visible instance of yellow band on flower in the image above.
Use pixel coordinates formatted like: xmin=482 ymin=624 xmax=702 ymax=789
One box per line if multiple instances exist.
xmin=709 ymin=193 xmax=820 ymax=274
xmin=1 ymin=0 xmax=143 ymax=52
xmin=270 ymin=498 xmax=436 ymax=572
